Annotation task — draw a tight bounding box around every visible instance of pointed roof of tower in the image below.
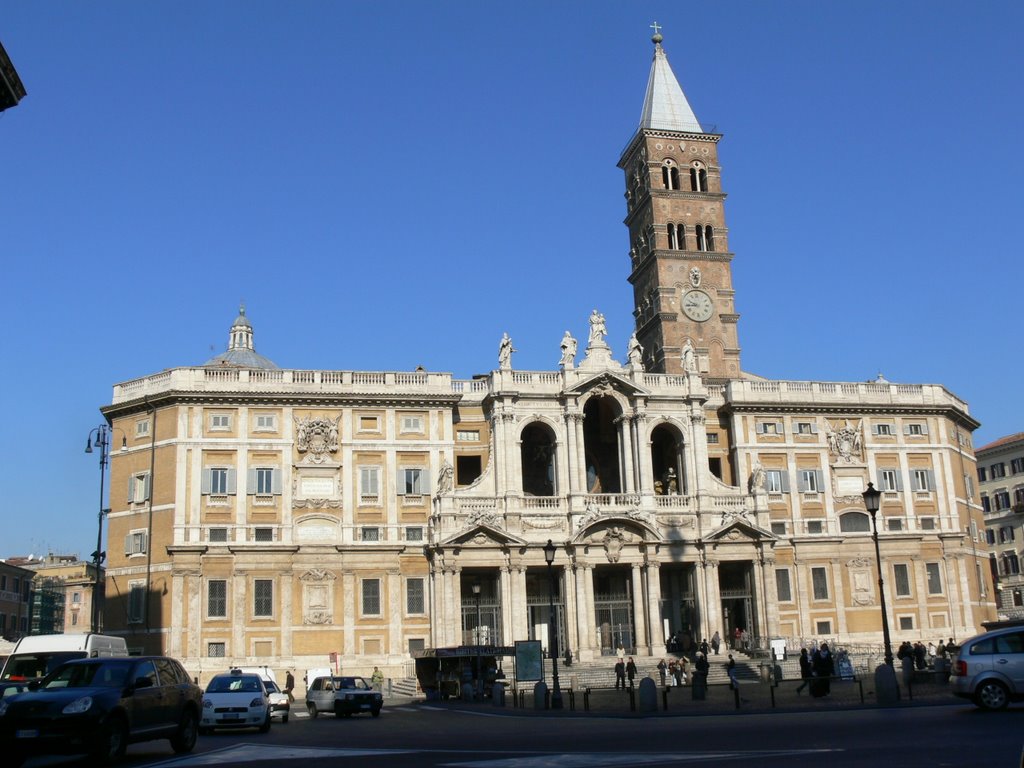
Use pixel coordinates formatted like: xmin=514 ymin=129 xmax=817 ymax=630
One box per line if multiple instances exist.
xmin=639 ymin=31 xmax=702 ymax=133
xmin=203 ymin=303 xmax=279 ymax=369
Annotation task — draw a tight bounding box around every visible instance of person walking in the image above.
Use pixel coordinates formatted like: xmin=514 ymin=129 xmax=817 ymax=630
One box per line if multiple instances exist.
xmin=626 ymin=656 xmax=638 ymax=688
xmin=371 ymin=666 xmax=384 ymax=693
xmin=726 ymin=654 xmax=739 ymax=689
xmin=657 ymin=658 xmax=667 ymax=687
xmin=284 ymin=669 xmax=295 ymax=703
xmin=811 ymin=642 xmax=834 ymax=697
xmin=795 ymin=648 xmax=812 ymax=695
xmin=614 ymin=657 xmax=626 ymax=689
xmin=710 ymin=631 xmax=721 ymax=655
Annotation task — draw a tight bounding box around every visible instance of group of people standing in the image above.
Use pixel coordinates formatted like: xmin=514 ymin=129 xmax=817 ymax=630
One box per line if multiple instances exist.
xmin=795 ymin=642 xmax=836 ymax=698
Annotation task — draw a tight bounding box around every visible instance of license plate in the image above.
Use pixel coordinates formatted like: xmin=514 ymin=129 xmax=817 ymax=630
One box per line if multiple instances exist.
xmin=222 ymin=714 xmax=240 ymax=720
xmin=15 ymin=729 xmax=39 ymax=738
xmin=360 ymin=704 xmax=370 ymax=709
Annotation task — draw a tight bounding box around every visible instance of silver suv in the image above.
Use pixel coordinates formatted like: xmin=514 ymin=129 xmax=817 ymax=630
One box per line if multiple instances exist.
xmin=949 ymin=626 xmax=1024 ymax=710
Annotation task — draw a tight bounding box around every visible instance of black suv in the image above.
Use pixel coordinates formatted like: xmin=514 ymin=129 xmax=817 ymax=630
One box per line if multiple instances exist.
xmin=0 ymin=655 xmax=202 ymax=766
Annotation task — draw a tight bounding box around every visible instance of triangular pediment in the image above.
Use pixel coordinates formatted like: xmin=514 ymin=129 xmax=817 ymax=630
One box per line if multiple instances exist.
xmin=440 ymin=522 xmax=526 ymax=548
xmin=564 ymin=370 xmax=649 ymax=398
xmin=704 ymin=516 xmax=775 ymax=543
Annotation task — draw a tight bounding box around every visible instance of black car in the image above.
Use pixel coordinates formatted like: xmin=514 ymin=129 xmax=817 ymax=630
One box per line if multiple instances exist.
xmin=0 ymin=655 xmax=202 ymax=766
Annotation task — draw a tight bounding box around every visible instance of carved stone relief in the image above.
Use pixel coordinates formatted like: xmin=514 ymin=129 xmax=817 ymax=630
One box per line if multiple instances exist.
xmin=295 ymin=415 xmax=341 ymax=464
xmin=299 ymin=568 xmax=336 ymax=625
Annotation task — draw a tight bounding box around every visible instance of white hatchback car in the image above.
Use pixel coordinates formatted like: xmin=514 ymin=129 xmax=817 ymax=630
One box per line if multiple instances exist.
xmin=200 ymin=671 xmax=272 ymax=733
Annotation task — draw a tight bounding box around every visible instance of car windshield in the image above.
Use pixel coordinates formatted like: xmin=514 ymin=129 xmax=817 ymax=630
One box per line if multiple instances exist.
xmin=335 ymin=677 xmax=369 ymax=690
xmin=264 ymin=680 xmax=280 ymax=693
xmin=2 ymin=652 xmax=85 ymax=681
xmin=207 ymin=675 xmax=262 ymax=693
xmin=41 ymin=662 xmax=129 ymax=690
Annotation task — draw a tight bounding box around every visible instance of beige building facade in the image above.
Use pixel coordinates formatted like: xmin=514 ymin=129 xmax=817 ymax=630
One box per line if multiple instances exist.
xmin=977 ymin=432 xmax=1024 ymax=621
xmin=97 ymin=35 xmax=995 ymax=677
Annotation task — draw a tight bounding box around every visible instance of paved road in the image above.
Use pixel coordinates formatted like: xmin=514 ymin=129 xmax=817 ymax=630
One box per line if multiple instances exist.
xmin=23 ymin=700 xmax=1024 ymax=768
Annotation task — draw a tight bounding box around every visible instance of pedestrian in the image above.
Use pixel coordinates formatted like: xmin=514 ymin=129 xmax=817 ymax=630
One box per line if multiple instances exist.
xmin=740 ymin=629 xmax=749 ymax=651
xmin=657 ymin=658 xmax=667 ymax=687
xmin=795 ymin=648 xmax=811 ymax=694
xmin=726 ymin=654 xmax=739 ymax=689
xmin=284 ymin=669 xmax=295 ymax=703
xmin=614 ymin=657 xmax=626 ymax=689
xmin=564 ymin=647 xmax=573 ymax=667
xmin=692 ymin=653 xmax=709 ymax=700
xmin=811 ymin=642 xmax=834 ymax=697
xmin=371 ymin=666 xmax=384 ymax=692
xmin=700 ymin=638 xmax=710 ymax=656
xmin=626 ymin=656 xmax=637 ymax=687
xmin=913 ymin=641 xmax=927 ymax=671
xmin=710 ymin=631 xmax=721 ymax=655
xmin=678 ymin=655 xmax=688 ymax=686
xmin=733 ymin=626 xmax=742 ymax=650
xmin=899 ymin=642 xmax=914 ymax=687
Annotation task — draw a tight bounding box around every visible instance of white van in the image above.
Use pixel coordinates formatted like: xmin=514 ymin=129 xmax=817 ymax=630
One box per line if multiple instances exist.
xmin=0 ymin=633 xmax=129 ymax=682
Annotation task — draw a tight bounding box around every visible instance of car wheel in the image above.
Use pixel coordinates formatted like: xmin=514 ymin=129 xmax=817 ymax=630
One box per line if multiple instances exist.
xmin=308 ymin=703 xmax=318 ymax=718
xmin=282 ymin=714 xmax=289 ymax=724
xmin=258 ymin=712 xmax=272 ymax=733
xmin=371 ymin=708 xmax=381 ymax=718
xmin=170 ymin=710 xmax=199 ymax=754
xmin=975 ymin=680 xmax=1010 ymax=710
xmin=92 ymin=715 xmax=128 ymax=765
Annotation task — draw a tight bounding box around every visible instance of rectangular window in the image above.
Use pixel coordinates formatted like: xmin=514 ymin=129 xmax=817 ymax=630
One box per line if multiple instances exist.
xmin=757 ymin=422 xmax=782 ymax=435
xmin=893 ymin=563 xmax=912 ymax=597
xmin=359 ymin=466 xmax=380 ymax=502
xmin=898 ymin=616 xmax=914 ymax=630
xmin=361 ymin=527 xmax=380 ymax=542
xmin=208 ymin=642 xmax=226 ymax=658
xmin=912 ymin=469 xmax=934 ymax=492
xmin=135 ymin=419 xmax=150 ymax=438
xmin=880 ymin=469 xmax=901 ymax=492
xmin=408 ymin=638 xmax=426 ymax=654
xmin=770 ymin=522 xmax=787 ymax=536
xmin=978 ymin=466 xmax=988 ymax=482
xmin=128 ymin=582 xmax=145 ymax=624
xmin=208 ymin=580 xmax=227 ymax=618
xmin=253 ymin=579 xmax=273 ymax=618
xmin=71 ymin=591 xmax=81 ymax=604
xmin=795 ymin=422 xmax=817 ymax=435
xmin=457 ymin=430 xmax=480 ymax=442
xmin=210 ymin=413 xmax=231 ymax=430
xmin=400 ymin=415 xmax=424 ymax=433
xmin=126 ymin=472 xmax=151 ymax=504
xmin=1016 ymin=488 xmax=1024 ymax=507
xmin=965 ymin=475 xmax=975 ymax=499
xmin=887 ymin=518 xmax=904 ymax=531
xmin=706 ymin=433 xmax=719 ymax=444
xmin=1012 ymin=458 xmax=1024 ymax=475
xmin=254 ymin=413 xmax=277 ymax=431
xmin=926 ymin=563 xmax=943 ymax=594
xmin=799 ymin=469 xmax=823 ymax=493
xmin=981 ymin=496 xmax=991 ymax=513
xmin=255 ymin=468 xmax=276 ymax=495
xmin=765 ymin=470 xmax=788 ymax=493
xmin=71 ymin=612 xmax=78 ymax=626
xmin=992 ymin=463 xmax=1007 ymax=479
xmin=358 ymin=415 xmax=380 ymax=432
xmin=919 ymin=517 xmax=935 ymax=530
xmin=402 ymin=468 xmax=425 ymax=495
xmin=254 ymin=527 xmax=274 ymax=542
xmin=815 ymin=620 xmax=831 ymax=635
xmin=209 ymin=527 xmax=228 ymax=542
xmin=362 ymin=578 xmax=381 ymax=615
xmin=406 ymin=578 xmax=425 ymax=614
xmin=775 ymin=569 xmax=792 ymax=602
xmin=995 ymin=491 xmax=1012 ymax=510
xmin=874 ymin=423 xmax=893 ymax=436
xmin=204 ymin=467 xmax=236 ymax=495
xmin=811 ymin=567 xmax=829 ymax=600
xmin=406 ymin=526 xmax=424 ymax=542
xmin=124 ymin=530 xmax=148 ymax=556
xmin=807 ymin=520 xmax=824 ymax=534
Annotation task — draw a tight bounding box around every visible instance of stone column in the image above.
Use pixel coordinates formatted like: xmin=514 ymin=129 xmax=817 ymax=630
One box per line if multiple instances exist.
xmin=830 ymin=558 xmax=848 ymax=638
xmin=575 ymin=415 xmax=587 ymax=493
xmin=572 ymin=562 xmax=589 ymax=656
xmin=499 ymin=565 xmax=513 ymax=646
xmin=342 ymin=573 xmax=356 ymax=657
xmin=703 ymin=559 xmax=721 ymax=641
xmin=911 ymin=555 xmax=928 ymax=632
xmin=281 ymin=570 xmax=293 ymax=659
xmin=170 ymin=571 xmax=185 ymax=659
xmin=564 ymin=410 xmax=579 ymax=494
xmin=645 ymin=560 xmax=664 ymax=653
xmin=387 ymin=569 xmax=401 ymax=658
xmin=617 ymin=416 xmax=635 ymax=493
xmin=512 ymin=566 xmax=529 ymax=643
xmin=583 ymin=564 xmax=597 ymax=659
xmin=451 ymin=568 xmax=463 ymax=646
xmin=492 ymin=411 xmax=506 ymax=496
xmin=630 ymin=561 xmax=647 ymax=652
xmin=633 ymin=411 xmax=652 ymax=495
xmin=232 ymin=570 xmax=247 ymax=657
xmin=503 ymin=413 xmax=518 ymax=493
xmin=762 ymin=557 xmax=780 ymax=644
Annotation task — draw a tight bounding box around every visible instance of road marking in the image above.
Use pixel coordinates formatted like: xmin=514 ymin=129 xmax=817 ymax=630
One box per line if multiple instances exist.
xmin=148 ymin=744 xmax=418 ymax=766
xmin=441 ymin=750 xmax=842 ymax=767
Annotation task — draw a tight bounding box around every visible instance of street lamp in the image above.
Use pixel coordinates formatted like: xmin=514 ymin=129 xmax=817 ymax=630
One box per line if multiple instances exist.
xmin=471 ymin=582 xmax=482 ymax=700
xmin=85 ymin=424 xmax=125 ymax=633
xmin=863 ymin=481 xmax=900 ymax=703
xmin=543 ymin=539 xmax=563 ymax=710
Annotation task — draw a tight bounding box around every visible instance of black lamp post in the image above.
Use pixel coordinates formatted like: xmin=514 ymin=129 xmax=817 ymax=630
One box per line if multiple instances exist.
xmin=543 ymin=539 xmax=563 ymax=710
xmin=862 ymin=482 xmax=894 ymax=666
xmin=471 ymin=582 xmax=482 ymax=699
xmin=84 ymin=424 xmax=125 ymax=633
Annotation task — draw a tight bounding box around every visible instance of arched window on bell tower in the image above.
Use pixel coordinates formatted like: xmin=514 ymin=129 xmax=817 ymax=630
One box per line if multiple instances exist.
xmin=661 ymin=160 xmax=680 ymax=190
xmin=690 ymin=161 xmax=708 ymax=192
xmin=696 ymin=224 xmax=715 ymax=252
xmin=667 ymin=223 xmax=685 ymax=250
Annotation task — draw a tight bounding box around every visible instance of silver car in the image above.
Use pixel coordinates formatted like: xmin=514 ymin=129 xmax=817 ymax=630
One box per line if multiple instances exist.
xmin=305 ymin=675 xmax=382 ymax=718
xmin=950 ymin=626 xmax=1024 ymax=710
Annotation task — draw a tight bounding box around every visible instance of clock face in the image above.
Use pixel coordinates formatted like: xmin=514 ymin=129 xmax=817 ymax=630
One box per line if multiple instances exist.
xmin=682 ymin=290 xmax=713 ymax=322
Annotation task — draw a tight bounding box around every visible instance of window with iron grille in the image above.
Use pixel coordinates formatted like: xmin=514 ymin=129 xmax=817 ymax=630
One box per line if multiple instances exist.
xmin=208 ymin=580 xmax=227 ymax=618
xmin=362 ymin=578 xmax=381 ymax=615
xmin=254 ymin=579 xmax=273 ymax=617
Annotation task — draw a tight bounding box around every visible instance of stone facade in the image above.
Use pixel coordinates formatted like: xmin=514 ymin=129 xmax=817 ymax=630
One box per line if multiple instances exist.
xmin=977 ymin=432 xmax=1024 ymax=621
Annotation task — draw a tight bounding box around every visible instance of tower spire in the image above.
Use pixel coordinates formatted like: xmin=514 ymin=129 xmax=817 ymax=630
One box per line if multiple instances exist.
xmin=639 ymin=29 xmax=702 ymax=133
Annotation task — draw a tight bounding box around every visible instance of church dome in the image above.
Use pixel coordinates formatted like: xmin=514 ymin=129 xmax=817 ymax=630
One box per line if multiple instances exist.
xmin=203 ymin=304 xmax=279 ymax=370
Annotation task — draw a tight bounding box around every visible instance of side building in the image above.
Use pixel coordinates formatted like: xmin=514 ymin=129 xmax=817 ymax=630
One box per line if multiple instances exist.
xmin=977 ymin=433 xmax=1024 ymax=621
xmin=96 ymin=34 xmax=994 ymax=678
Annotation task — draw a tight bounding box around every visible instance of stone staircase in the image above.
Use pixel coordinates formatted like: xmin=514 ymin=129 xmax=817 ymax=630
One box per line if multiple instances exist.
xmin=521 ymin=652 xmax=762 ymax=689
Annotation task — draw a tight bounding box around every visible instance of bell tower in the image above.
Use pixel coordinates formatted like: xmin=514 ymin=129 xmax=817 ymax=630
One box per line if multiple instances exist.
xmin=619 ymin=31 xmax=741 ymax=381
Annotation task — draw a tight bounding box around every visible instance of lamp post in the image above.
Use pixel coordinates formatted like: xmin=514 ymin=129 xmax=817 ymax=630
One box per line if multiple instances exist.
xmin=471 ymin=582 xmax=482 ymax=700
xmin=543 ymin=539 xmax=563 ymax=710
xmin=84 ymin=424 xmax=125 ymax=633
xmin=862 ymin=481 xmax=900 ymax=703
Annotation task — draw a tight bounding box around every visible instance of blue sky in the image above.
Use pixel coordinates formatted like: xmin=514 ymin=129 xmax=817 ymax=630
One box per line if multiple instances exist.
xmin=2 ymin=1 xmax=1021 ymax=558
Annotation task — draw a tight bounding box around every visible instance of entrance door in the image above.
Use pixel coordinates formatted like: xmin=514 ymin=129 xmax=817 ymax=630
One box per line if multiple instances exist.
xmin=719 ymin=561 xmax=756 ymax=650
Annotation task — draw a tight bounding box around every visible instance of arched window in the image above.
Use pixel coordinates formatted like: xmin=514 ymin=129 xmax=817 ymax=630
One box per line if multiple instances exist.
xmin=583 ymin=396 xmax=623 ymax=494
xmin=520 ymin=423 xmax=556 ymax=497
xmin=695 ymin=224 xmax=715 ymax=252
xmin=650 ymin=424 xmax=686 ymax=495
xmin=667 ymin=223 xmax=677 ymax=250
xmin=662 ymin=160 xmax=680 ymax=191
xmin=839 ymin=512 xmax=871 ymax=532
xmin=690 ymin=161 xmax=708 ymax=192
xmin=695 ymin=224 xmax=706 ymax=252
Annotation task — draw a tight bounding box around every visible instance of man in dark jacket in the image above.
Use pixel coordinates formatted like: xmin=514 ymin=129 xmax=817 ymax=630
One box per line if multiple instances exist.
xmin=614 ymin=658 xmax=626 ymax=689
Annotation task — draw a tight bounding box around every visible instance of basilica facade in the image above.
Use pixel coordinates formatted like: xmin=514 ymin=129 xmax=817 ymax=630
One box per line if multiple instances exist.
xmin=98 ymin=35 xmax=995 ymax=678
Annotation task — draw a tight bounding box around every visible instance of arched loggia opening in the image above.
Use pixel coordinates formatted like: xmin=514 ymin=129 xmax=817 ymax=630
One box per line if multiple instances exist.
xmin=583 ymin=396 xmax=622 ymax=494
xmin=521 ymin=422 xmax=556 ymax=496
xmin=650 ymin=423 xmax=686 ymax=495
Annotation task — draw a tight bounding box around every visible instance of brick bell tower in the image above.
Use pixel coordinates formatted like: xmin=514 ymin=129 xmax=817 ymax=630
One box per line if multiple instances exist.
xmin=618 ymin=30 xmax=741 ymax=381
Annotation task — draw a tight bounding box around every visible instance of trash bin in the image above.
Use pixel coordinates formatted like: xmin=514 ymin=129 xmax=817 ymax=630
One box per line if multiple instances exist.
xmin=493 ymin=682 xmax=506 ymax=707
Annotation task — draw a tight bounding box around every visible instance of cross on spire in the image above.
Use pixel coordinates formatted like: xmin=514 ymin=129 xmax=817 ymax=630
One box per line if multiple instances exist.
xmin=649 ymin=21 xmax=662 ymax=36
